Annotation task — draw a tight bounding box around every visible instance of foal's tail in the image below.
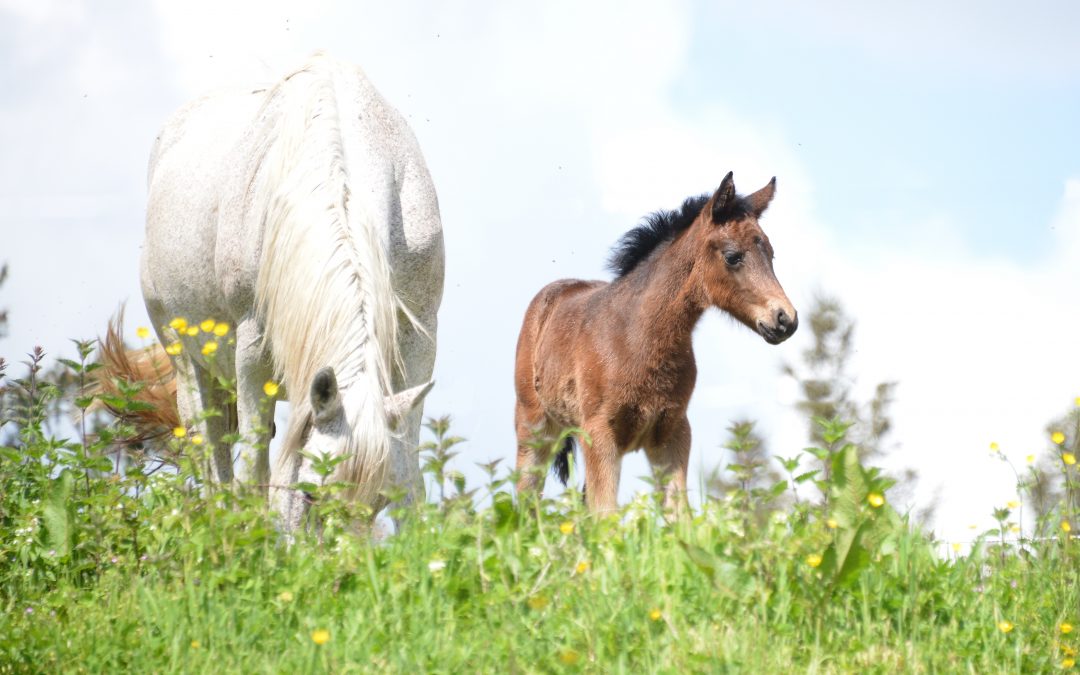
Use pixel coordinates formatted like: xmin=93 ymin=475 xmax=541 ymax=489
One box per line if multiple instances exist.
xmin=552 ymin=435 xmax=576 ymax=486
xmin=90 ymin=309 xmax=181 ymax=443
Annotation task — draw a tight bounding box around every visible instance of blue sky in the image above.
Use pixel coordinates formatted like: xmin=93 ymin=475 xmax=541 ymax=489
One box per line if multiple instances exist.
xmin=1 ymin=0 xmax=1078 ymax=543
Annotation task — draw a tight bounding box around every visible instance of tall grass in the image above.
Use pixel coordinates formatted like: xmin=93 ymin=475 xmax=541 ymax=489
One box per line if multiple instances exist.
xmin=0 ymin=346 xmax=1077 ymax=672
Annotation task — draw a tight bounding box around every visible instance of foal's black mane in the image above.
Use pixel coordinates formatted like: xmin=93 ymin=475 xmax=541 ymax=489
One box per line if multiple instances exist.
xmin=607 ymin=192 xmax=752 ymax=278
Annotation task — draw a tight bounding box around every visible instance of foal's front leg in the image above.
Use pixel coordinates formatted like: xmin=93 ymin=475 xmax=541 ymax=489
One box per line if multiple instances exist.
xmin=582 ymin=422 xmax=621 ymax=515
xmin=645 ymin=414 xmax=691 ymax=518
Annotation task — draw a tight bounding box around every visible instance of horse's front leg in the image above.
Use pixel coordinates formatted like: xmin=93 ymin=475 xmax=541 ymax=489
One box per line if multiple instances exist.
xmin=581 ymin=421 xmax=621 ymax=515
xmin=644 ymin=414 xmax=691 ymax=518
xmin=232 ymin=317 xmax=275 ymax=493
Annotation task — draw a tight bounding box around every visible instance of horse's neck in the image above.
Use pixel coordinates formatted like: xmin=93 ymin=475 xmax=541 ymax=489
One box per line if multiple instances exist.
xmin=623 ymin=238 xmax=705 ymax=361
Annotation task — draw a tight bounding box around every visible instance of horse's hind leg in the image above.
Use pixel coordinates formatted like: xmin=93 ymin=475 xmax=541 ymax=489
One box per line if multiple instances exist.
xmin=581 ymin=421 xmax=621 ymax=515
xmin=514 ymin=404 xmax=551 ymax=497
xmin=173 ymin=356 xmax=233 ymax=483
xmin=231 ymin=317 xmax=274 ymax=492
xmin=644 ymin=414 xmax=691 ymax=518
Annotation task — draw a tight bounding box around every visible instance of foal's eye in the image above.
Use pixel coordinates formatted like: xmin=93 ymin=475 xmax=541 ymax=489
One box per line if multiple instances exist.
xmin=723 ymin=251 xmax=744 ymax=267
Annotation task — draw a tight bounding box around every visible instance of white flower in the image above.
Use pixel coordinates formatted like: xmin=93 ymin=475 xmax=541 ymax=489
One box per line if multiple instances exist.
xmin=428 ymin=559 xmax=446 ymax=574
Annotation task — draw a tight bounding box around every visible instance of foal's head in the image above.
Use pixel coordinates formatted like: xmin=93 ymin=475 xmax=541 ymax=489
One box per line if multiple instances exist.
xmin=694 ymin=172 xmax=797 ymax=345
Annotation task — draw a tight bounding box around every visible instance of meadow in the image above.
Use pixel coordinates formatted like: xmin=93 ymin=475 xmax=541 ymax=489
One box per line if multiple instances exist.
xmin=0 ymin=345 xmax=1078 ymax=673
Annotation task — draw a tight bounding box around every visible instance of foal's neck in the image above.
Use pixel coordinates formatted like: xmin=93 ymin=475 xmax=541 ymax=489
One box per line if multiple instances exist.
xmin=623 ymin=235 xmax=705 ymax=357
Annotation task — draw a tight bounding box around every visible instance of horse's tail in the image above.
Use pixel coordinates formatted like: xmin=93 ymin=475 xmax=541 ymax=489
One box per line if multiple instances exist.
xmin=90 ymin=308 xmax=180 ymax=443
xmin=552 ymin=434 xmax=576 ymax=486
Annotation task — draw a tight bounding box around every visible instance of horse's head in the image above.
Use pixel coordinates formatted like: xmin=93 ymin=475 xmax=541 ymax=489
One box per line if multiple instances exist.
xmin=304 ymin=366 xmax=434 ymax=476
xmin=695 ymin=172 xmax=797 ymax=345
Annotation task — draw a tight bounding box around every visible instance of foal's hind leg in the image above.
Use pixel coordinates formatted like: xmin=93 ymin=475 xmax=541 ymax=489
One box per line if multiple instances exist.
xmin=644 ymin=414 xmax=691 ymax=518
xmin=514 ymin=404 xmax=551 ymax=497
xmin=581 ymin=421 xmax=621 ymax=515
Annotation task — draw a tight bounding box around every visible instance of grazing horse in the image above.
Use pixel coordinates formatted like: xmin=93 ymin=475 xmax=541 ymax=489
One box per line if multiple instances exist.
xmin=127 ymin=53 xmax=443 ymax=529
xmin=514 ymin=173 xmax=796 ymax=514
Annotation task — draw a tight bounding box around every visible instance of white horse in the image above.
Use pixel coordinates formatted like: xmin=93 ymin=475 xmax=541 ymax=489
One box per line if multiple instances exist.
xmin=139 ymin=53 xmax=443 ymax=529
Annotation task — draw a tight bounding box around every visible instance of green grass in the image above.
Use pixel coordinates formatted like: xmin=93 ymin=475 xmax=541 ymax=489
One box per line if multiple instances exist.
xmin=1 ymin=353 xmax=1079 ymax=672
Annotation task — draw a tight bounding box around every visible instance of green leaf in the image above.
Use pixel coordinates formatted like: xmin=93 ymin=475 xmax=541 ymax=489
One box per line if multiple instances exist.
xmin=794 ymin=470 xmax=820 ymax=484
xmin=42 ymin=470 xmax=75 ymax=557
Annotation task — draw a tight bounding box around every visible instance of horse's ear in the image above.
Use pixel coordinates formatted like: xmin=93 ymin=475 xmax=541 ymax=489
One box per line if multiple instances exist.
xmin=747 ymin=177 xmax=776 ymax=216
xmin=310 ymin=366 xmax=341 ymax=424
xmin=385 ymin=380 xmax=435 ymax=430
xmin=710 ymin=172 xmax=736 ymax=223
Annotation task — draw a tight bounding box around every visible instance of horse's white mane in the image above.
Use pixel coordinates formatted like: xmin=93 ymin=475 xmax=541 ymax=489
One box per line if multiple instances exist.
xmin=254 ymin=54 xmax=400 ymax=501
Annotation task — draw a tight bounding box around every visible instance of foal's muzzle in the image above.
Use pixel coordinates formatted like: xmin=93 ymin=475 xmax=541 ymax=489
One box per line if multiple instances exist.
xmin=758 ymin=308 xmax=797 ymax=345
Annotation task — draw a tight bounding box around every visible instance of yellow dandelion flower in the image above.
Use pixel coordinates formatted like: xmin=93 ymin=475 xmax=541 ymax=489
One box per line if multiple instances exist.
xmin=806 ymin=553 xmax=823 ymax=568
xmin=190 ymin=434 xmax=204 ymax=446
xmin=951 ymin=543 xmax=962 ymax=553
xmin=136 ymin=326 xmax=150 ymax=339
xmin=172 ymin=427 xmax=187 ymax=438
xmin=1061 ymin=622 xmax=1074 ymax=634
xmin=191 ymin=640 xmax=200 ymax=649
xmin=263 ymin=381 xmax=280 ymax=397
xmin=201 ymin=341 xmax=218 ymax=356
xmin=1053 ymin=431 xmax=1067 ymax=445
xmin=1063 ymin=521 xmax=1072 ymax=533
xmin=311 ymin=629 xmax=330 ymax=645
xmin=559 ymin=521 xmax=574 ymax=535
xmin=1006 ymin=500 xmax=1020 ymax=509
xmin=990 ymin=441 xmax=1000 ymax=453
xmin=1065 ymin=644 xmax=1078 ymax=657
xmin=169 ymin=317 xmax=187 ymax=332
xmin=165 ymin=341 xmax=183 ymax=355
xmin=1026 ymin=454 xmax=1035 ymax=464
xmin=1063 ymin=657 xmax=1075 ymax=668
xmin=649 ymin=608 xmax=663 ymax=622
xmin=1009 ymin=524 xmax=1020 ymax=533
xmin=1075 ymin=396 xmax=1080 ymax=407
xmin=182 ymin=326 xmax=197 ymax=337
xmin=200 ymin=319 xmax=216 ymax=333
xmin=278 ymin=591 xmax=294 ymax=602
xmin=867 ymin=492 xmax=885 ymax=508
xmin=997 ymin=620 xmax=1014 ymax=633
xmin=826 ymin=517 xmax=839 ymax=529
xmin=575 ymin=561 xmax=590 ymax=575
xmin=527 ymin=595 xmax=549 ymax=610
xmin=969 ymin=524 xmax=978 ymax=529
xmin=213 ymin=322 xmax=229 ymax=337
xmin=558 ymin=649 xmax=580 ymax=666
xmin=1064 ymin=453 xmax=1077 ymax=466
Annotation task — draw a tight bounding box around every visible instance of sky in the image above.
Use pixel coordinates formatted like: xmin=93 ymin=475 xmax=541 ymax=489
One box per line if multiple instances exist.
xmin=1 ymin=0 xmax=1078 ymax=544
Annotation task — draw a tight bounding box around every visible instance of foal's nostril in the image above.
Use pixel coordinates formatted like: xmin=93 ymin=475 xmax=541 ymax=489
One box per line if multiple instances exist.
xmin=775 ymin=308 xmax=790 ymax=328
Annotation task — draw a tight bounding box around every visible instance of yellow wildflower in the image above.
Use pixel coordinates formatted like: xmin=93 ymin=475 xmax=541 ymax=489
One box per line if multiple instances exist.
xmin=1026 ymin=454 xmax=1035 ymax=464
xmin=558 ymin=649 xmax=580 ymax=666
xmin=951 ymin=543 xmax=962 ymax=553
xmin=826 ymin=517 xmax=839 ymax=529
xmin=172 ymin=427 xmax=187 ymax=438
xmin=263 ymin=381 xmax=280 ymax=397
xmin=868 ymin=492 xmax=885 ymax=508
xmin=1061 ymin=622 xmax=1074 ymax=634
xmin=1065 ymin=644 xmax=1078 ymax=657
xmin=1006 ymin=500 xmax=1020 ymax=509
xmin=191 ymin=640 xmax=200 ymax=649
xmin=559 ymin=521 xmax=574 ymax=535
xmin=1063 ymin=521 xmax=1073 ymax=534
xmin=190 ymin=434 xmax=204 ymax=446
xmin=806 ymin=553 xmax=823 ymax=568
xmin=1053 ymin=431 xmax=1067 ymax=445
xmin=990 ymin=441 xmax=1000 ymax=452
xmin=997 ymin=620 xmax=1014 ymax=633
xmin=213 ymin=322 xmax=229 ymax=337
xmin=311 ymin=629 xmax=330 ymax=645
xmin=185 ymin=326 xmax=199 ymax=337
xmin=169 ymin=317 xmax=187 ymax=332
xmin=1063 ymin=658 xmax=1075 ymax=669
xmin=649 ymin=608 xmax=663 ymax=622
xmin=527 ymin=595 xmax=549 ymax=610
xmin=201 ymin=341 xmax=218 ymax=356
xmin=1009 ymin=524 xmax=1020 ymax=533
xmin=575 ymin=561 xmax=589 ymax=575
xmin=165 ymin=342 xmax=183 ymax=356
xmin=136 ymin=326 xmax=150 ymax=340
xmin=278 ymin=591 xmax=294 ymax=602
xmin=200 ymin=319 xmax=216 ymax=333
xmin=1075 ymin=396 xmax=1080 ymax=407
xmin=1064 ymin=453 xmax=1077 ymax=466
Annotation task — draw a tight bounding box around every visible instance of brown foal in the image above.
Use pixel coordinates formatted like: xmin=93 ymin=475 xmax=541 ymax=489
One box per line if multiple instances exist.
xmin=514 ymin=172 xmax=798 ymax=514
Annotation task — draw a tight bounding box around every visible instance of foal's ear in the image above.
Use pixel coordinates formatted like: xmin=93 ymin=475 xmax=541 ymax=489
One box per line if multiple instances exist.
xmin=310 ymin=366 xmax=341 ymax=424
xmin=710 ymin=171 xmax=736 ymax=223
xmin=747 ymin=177 xmax=777 ymax=217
